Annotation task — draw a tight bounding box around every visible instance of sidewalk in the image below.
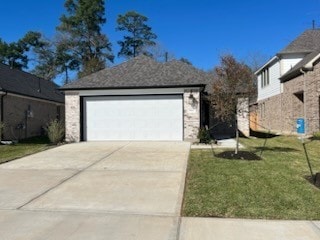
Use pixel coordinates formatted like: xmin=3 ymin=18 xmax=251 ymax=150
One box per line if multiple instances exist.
xmin=179 ymin=217 xmax=320 ymax=240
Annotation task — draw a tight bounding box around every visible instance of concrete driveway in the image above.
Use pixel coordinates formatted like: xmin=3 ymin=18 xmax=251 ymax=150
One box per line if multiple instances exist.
xmin=0 ymin=141 xmax=190 ymax=240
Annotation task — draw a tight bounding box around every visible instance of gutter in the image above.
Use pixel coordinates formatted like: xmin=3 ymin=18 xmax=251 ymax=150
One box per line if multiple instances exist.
xmin=60 ymin=84 xmax=207 ymax=91
xmin=304 ymin=52 xmax=320 ymax=69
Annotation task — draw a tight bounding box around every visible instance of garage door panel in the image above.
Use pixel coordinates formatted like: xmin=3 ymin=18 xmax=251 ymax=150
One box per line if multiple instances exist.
xmin=84 ymin=95 xmax=183 ymax=141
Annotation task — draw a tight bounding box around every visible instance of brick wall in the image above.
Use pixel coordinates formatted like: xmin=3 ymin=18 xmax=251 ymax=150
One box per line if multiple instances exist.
xmin=2 ymin=94 xmax=64 ymax=140
xmin=256 ymin=62 xmax=320 ymax=134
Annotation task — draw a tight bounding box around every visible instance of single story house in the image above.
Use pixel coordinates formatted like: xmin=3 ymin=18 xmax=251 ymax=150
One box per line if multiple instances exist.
xmin=61 ymin=55 xmax=249 ymax=142
xmin=0 ymin=63 xmax=65 ymax=140
xmin=254 ymin=29 xmax=320 ymax=135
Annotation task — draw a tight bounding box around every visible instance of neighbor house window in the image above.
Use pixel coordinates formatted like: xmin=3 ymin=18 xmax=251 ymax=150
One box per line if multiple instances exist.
xmin=261 ymin=68 xmax=270 ymax=88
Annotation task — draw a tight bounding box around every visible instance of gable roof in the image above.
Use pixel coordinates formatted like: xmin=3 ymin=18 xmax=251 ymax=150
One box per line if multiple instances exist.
xmin=278 ymin=29 xmax=320 ymax=54
xmin=280 ymin=51 xmax=320 ymax=81
xmin=255 ymin=29 xmax=320 ymax=81
xmin=61 ymin=55 xmax=210 ymax=91
xmin=0 ymin=63 xmax=64 ymax=103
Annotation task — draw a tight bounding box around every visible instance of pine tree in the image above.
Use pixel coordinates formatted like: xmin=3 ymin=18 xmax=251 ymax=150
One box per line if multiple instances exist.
xmin=57 ymin=0 xmax=113 ymax=77
xmin=117 ymin=11 xmax=157 ymax=58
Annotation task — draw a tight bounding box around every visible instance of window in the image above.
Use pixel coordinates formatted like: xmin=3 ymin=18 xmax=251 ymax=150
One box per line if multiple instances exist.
xmin=261 ymin=68 xmax=270 ymax=88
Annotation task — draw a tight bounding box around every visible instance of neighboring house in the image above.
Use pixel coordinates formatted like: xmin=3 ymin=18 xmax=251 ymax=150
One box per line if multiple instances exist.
xmin=254 ymin=29 xmax=320 ymax=135
xmin=61 ymin=55 xmax=250 ymax=142
xmin=0 ymin=63 xmax=65 ymax=140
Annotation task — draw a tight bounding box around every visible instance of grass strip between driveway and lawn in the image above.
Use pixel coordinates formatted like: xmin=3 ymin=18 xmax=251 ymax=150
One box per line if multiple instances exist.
xmin=0 ymin=136 xmax=52 ymax=164
xmin=182 ymin=135 xmax=320 ymax=220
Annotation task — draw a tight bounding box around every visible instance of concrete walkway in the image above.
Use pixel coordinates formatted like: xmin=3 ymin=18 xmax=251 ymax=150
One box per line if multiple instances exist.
xmin=179 ymin=217 xmax=320 ymax=240
xmin=0 ymin=141 xmax=190 ymax=239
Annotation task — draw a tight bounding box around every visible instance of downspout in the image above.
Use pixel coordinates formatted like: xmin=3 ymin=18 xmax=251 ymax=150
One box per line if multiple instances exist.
xmin=300 ymin=69 xmax=307 ymax=135
xmin=0 ymin=91 xmax=7 ymax=122
xmin=0 ymin=91 xmax=7 ymax=140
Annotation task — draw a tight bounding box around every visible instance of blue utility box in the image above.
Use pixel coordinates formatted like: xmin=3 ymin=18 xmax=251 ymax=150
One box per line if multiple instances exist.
xmin=297 ymin=118 xmax=305 ymax=134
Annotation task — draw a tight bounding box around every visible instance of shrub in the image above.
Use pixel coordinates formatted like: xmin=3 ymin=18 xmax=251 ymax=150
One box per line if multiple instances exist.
xmin=197 ymin=127 xmax=211 ymax=144
xmin=313 ymin=131 xmax=320 ymax=140
xmin=0 ymin=121 xmax=5 ymax=141
xmin=45 ymin=119 xmax=65 ymax=144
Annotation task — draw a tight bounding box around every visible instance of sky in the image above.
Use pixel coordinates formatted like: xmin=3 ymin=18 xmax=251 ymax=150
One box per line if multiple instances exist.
xmin=1 ymin=0 xmax=320 ymax=84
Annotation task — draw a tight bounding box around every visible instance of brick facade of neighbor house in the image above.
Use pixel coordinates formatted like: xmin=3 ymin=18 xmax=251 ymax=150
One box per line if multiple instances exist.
xmin=2 ymin=94 xmax=64 ymax=140
xmin=257 ymin=62 xmax=320 ymax=135
xmin=255 ymin=30 xmax=320 ymax=135
xmin=65 ymin=91 xmax=80 ymax=142
xmin=0 ymin=63 xmax=65 ymax=140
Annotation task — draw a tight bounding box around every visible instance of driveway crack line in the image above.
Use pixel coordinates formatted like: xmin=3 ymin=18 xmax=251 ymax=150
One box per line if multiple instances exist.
xmin=310 ymin=221 xmax=320 ymax=235
xmin=16 ymin=142 xmax=131 ymax=210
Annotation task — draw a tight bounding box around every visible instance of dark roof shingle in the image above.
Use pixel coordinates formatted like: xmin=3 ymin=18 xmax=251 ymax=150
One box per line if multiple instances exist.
xmin=279 ymin=29 xmax=320 ymax=54
xmin=0 ymin=63 xmax=64 ymax=103
xmin=61 ymin=55 xmax=210 ymax=90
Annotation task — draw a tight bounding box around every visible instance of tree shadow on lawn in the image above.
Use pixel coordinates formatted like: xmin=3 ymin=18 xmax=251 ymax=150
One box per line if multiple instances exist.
xmin=304 ymin=172 xmax=320 ymax=190
xmin=216 ymin=151 xmax=262 ymax=161
xmin=250 ymin=130 xmax=279 ymax=139
xmin=254 ymin=146 xmax=299 ymax=152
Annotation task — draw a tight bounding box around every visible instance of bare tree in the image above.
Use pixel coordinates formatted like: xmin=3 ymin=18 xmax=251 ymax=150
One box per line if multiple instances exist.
xmin=211 ymin=55 xmax=255 ymax=154
xmin=142 ymin=42 xmax=175 ymax=62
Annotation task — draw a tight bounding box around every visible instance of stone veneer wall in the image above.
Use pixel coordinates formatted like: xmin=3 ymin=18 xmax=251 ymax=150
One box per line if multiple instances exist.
xmin=256 ymin=62 xmax=320 ymax=134
xmin=237 ymin=98 xmax=250 ymax=136
xmin=183 ymin=89 xmax=200 ymax=141
xmin=65 ymin=91 xmax=80 ymax=142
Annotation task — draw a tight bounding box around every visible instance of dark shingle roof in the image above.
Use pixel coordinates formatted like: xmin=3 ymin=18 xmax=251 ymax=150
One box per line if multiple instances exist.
xmin=279 ymin=29 xmax=320 ymax=54
xmin=0 ymin=63 xmax=64 ymax=103
xmin=61 ymin=55 xmax=210 ymax=90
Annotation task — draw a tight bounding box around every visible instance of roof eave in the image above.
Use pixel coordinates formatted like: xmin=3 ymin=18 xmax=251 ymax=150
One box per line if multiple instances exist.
xmin=3 ymin=89 xmax=64 ymax=103
xmin=60 ymin=84 xmax=207 ymax=91
xmin=255 ymin=56 xmax=279 ymax=75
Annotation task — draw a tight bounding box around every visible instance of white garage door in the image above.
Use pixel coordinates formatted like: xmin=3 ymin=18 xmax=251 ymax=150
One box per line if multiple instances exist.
xmin=83 ymin=95 xmax=183 ymax=141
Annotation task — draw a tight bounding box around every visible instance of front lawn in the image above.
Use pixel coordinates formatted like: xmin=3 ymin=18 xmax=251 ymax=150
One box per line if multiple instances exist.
xmin=0 ymin=136 xmax=51 ymax=164
xmin=183 ymin=135 xmax=320 ymax=220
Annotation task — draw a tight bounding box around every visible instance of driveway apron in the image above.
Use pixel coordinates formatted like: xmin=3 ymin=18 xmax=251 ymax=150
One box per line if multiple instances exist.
xmin=0 ymin=141 xmax=190 ymax=240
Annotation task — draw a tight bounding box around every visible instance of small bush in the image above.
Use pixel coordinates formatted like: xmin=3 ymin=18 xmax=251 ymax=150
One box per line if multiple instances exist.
xmin=0 ymin=121 xmax=5 ymax=141
xmin=45 ymin=119 xmax=65 ymax=144
xmin=313 ymin=131 xmax=320 ymax=140
xmin=197 ymin=127 xmax=211 ymax=144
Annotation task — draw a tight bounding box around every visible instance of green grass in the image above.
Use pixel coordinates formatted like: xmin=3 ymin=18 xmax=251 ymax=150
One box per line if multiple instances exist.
xmin=0 ymin=136 xmax=51 ymax=164
xmin=183 ymin=135 xmax=320 ymax=220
